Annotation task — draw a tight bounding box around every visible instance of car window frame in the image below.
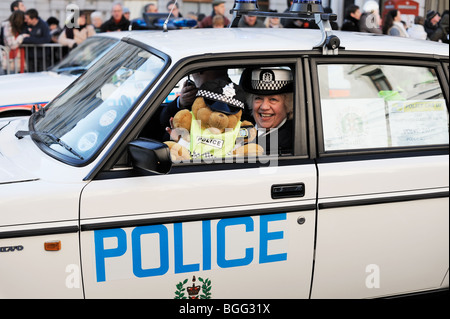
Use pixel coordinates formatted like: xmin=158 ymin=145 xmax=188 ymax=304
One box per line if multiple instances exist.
xmin=90 ymin=53 xmax=312 ymax=180
xmin=310 ymin=55 xmax=450 ymax=158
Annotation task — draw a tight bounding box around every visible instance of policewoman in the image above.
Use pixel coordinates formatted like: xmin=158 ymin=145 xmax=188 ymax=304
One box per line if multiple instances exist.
xmin=241 ymin=67 xmax=294 ymax=155
xmin=187 ymin=79 xmax=248 ymax=159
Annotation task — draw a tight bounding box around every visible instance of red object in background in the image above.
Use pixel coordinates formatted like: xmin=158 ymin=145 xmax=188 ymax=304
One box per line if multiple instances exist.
xmin=382 ymin=0 xmax=419 ymax=18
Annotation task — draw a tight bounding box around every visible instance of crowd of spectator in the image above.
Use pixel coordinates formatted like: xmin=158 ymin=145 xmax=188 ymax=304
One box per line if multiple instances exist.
xmin=1 ymin=0 xmax=449 ymax=74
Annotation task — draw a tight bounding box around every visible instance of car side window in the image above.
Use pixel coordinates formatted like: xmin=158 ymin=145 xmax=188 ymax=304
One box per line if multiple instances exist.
xmin=139 ymin=65 xmax=296 ymax=164
xmin=317 ymin=64 xmax=449 ymax=152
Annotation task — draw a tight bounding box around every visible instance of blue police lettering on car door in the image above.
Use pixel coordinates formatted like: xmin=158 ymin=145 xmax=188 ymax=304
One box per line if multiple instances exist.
xmin=94 ymin=214 xmax=288 ymax=282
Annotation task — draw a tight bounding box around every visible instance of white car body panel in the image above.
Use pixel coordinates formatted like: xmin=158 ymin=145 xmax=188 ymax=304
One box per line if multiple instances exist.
xmin=0 ymin=72 xmax=75 ymax=109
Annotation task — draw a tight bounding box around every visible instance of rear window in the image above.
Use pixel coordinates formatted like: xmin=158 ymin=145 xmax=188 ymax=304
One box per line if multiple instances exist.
xmin=317 ymin=64 xmax=449 ymax=152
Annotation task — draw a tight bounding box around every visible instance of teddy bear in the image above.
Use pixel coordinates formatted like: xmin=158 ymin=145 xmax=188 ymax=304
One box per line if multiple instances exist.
xmin=164 ymin=80 xmax=263 ymax=162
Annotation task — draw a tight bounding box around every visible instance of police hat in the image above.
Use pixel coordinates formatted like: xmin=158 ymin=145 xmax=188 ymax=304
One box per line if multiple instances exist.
xmin=196 ymin=79 xmax=246 ymax=115
xmin=240 ymin=67 xmax=293 ymax=95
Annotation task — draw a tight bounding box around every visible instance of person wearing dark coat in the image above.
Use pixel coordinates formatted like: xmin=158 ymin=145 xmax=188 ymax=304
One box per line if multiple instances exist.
xmin=23 ymin=8 xmax=51 ymax=71
xmin=341 ymin=5 xmax=361 ymax=32
xmin=100 ymin=3 xmax=130 ymax=32
xmin=429 ymin=10 xmax=449 ymax=43
xmin=424 ymin=10 xmax=441 ymax=39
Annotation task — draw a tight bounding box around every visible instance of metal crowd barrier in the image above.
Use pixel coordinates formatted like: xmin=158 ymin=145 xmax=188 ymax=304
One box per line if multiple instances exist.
xmin=0 ymin=43 xmax=65 ymax=74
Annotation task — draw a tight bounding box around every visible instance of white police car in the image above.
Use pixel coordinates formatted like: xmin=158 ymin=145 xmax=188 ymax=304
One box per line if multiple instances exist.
xmin=0 ymin=0 xmax=448 ymax=299
xmin=0 ymin=33 xmax=125 ymax=117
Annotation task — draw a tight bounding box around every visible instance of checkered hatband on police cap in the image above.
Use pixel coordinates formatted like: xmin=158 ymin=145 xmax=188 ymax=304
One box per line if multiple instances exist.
xmin=241 ymin=68 xmax=293 ymax=95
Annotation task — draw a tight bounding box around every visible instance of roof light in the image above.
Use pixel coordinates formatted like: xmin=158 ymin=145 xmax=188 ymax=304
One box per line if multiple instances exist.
xmin=290 ymin=0 xmax=324 ymax=15
xmin=229 ymin=0 xmax=341 ymax=55
xmin=231 ymin=0 xmax=259 ymax=12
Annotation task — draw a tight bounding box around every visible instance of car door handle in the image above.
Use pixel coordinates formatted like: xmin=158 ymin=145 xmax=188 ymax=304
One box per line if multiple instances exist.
xmin=271 ymin=183 xmax=305 ymax=199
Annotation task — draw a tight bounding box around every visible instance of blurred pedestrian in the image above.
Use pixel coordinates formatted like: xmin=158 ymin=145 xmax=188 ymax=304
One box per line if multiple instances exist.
xmin=198 ymin=0 xmax=230 ymax=28
xmin=46 ymin=16 xmax=61 ymax=43
xmin=238 ymin=15 xmax=265 ymax=28
xmin=407 ymin=16 xmax=427 ymax=40
xmin=341 ymin=5 xmax=361 ymax=32
xmin=429 ymin=10 xmax=449 ymax=43
xmin=212 ymin=15 xmax=226 ymax=28
xmin=101 ymin=2 xmax=130 ymax=32
xmin=167 ymin=1 xmax=182 ymax=18
xmin=23 ymin=8 xmax=51 ymax=72
xmin=383 ymin=10 xmax=409 ymax=37
xmin=10 ymin=0 xmax=26 ymax=12
xmin=324 ymin=7 xmax=339 ymax=30
xmin=424 ymin=10 xmax=441 ymax=39
xmin=123 ymin=7 xmax=131 ymax=21
xmin=59 ymin=11 xmax=95 ymax=49
xmin=144 ymin=3 xmax=158 ymax=13
xmin=1 ymin=10 xmax=28 ymax=73
xmin=90 ymin=11 xmax=104 ymax=33
xmin=264 ymin=10 xmax=283 ymax=28
xmin=23 ymin=9 xmax=50 ymax=44
xmin=359 ymin=0 xmax=382 ymax=34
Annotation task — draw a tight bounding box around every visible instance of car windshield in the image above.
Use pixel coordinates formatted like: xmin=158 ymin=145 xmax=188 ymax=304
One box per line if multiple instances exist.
xmin=50 ymin=36 xmax=119 ymax=75
xmin=32 ymin=41 xmax=166 ymax=163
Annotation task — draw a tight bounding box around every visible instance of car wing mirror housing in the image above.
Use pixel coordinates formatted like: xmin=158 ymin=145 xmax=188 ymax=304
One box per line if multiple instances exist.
xmin=128 ymin=138 xmax=172 ymax=174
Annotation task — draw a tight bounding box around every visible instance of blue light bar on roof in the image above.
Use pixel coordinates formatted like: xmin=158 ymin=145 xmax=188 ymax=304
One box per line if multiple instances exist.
xmin=290 ymin=0 xmax=324 ymax=14
xmin=231 ymin=0 xmax=259 ymax=12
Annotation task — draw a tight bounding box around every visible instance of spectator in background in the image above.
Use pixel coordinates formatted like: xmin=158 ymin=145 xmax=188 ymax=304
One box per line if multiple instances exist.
xmin=408 ymin=16 xmax=427 ymax=40
xmin=264 ymin=10 xmax=283 ymax=28
xmin=359 ymin=0 xmax=382 ymax=34
xmin=46 ymin=16 xmax=61 ymax=43
xmin=238 ymin=15 xmax=265 ymax=28
xmin=429 ymin=10 xmax=449 ymax=43
xmin=123 ymin=7 xmax=131 ymax=21
xmin=144 ymin=3 xmax=158 ymax=13
xmin=58 ymin=11 xmax=95 ymax=49
xmin=167 ymin=1 xmax=183 ymax=18
xmin=341 ymin=5 xmax=361 ymax=32
xmin=382 ymin=9 xmax=409 ymax=37
xmin=91 ymin=11 xmax=104 ymax=33
xmin=101 ymin=2 xmax=130 ymax=32
xmin=23 ymin=8 xmax=51 ymax=71
xmin=324 ymin=7 xmax=339 ymax=30
xmin=198 ymin=0 xmax=230 ymax=28
xmin=212 ymin=15 xmax=226 ymax=28
xmin=10 ymin=0 xmax=26 ymax=12
xmin=424 ymin=10 xmax=441 ymax=39
xmin=1 ymin=10 xmax=28 ymax=73
xmin=23 ymin=9 xmax=50 ymax=44
xmin=1 ymin=0 xmax=26 ymax=46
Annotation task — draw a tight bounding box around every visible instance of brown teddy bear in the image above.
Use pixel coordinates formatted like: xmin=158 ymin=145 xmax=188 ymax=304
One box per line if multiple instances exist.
xmin=164 ymin=80 xmax=263 ymax=161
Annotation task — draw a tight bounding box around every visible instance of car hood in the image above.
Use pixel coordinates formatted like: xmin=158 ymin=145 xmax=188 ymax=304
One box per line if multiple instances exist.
xmin=0 ymin=72 xmax=76 ymax=107
xmin=0 ymin=118 xmax=38 ymax=184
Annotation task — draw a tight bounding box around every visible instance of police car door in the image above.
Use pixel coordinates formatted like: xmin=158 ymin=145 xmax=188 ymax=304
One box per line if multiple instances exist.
xmin=310 ymin=58 xmax=449 ymax=298
xmin=79 ymin=60 xmax=318 ymax=298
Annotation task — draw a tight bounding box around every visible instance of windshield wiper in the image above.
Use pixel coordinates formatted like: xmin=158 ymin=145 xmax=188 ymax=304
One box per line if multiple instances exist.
xmin=15 ymin=130 xmax=84 ymax=160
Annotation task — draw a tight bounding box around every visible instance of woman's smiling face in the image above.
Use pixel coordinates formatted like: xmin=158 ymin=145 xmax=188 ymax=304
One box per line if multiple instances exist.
xmin=252 ymin=94 xmax=287 ymax=129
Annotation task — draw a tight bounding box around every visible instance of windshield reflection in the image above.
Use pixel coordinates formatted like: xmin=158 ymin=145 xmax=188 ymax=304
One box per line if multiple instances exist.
xmin=33 ymin=42 xmax=165 ymax=163
xmin=50 ymin=36 xmax=119 ymax=75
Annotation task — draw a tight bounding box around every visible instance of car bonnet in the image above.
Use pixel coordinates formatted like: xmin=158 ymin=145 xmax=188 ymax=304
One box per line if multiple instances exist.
xmin=0 ymin=118 xmax=38 ymax=184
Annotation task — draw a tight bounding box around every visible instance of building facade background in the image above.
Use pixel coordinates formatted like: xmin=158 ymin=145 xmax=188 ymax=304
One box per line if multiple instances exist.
xmin=1 ymin=0 xmax=448 ymax=31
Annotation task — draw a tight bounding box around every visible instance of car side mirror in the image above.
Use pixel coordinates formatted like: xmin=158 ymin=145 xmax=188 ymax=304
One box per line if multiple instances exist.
xmin=128 ymin=138 xmax=172 ymax=174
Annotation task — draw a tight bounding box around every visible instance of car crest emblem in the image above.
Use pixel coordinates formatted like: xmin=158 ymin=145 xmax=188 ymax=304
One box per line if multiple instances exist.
xmin=174 ymin=275 xmax=212 ymax=299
